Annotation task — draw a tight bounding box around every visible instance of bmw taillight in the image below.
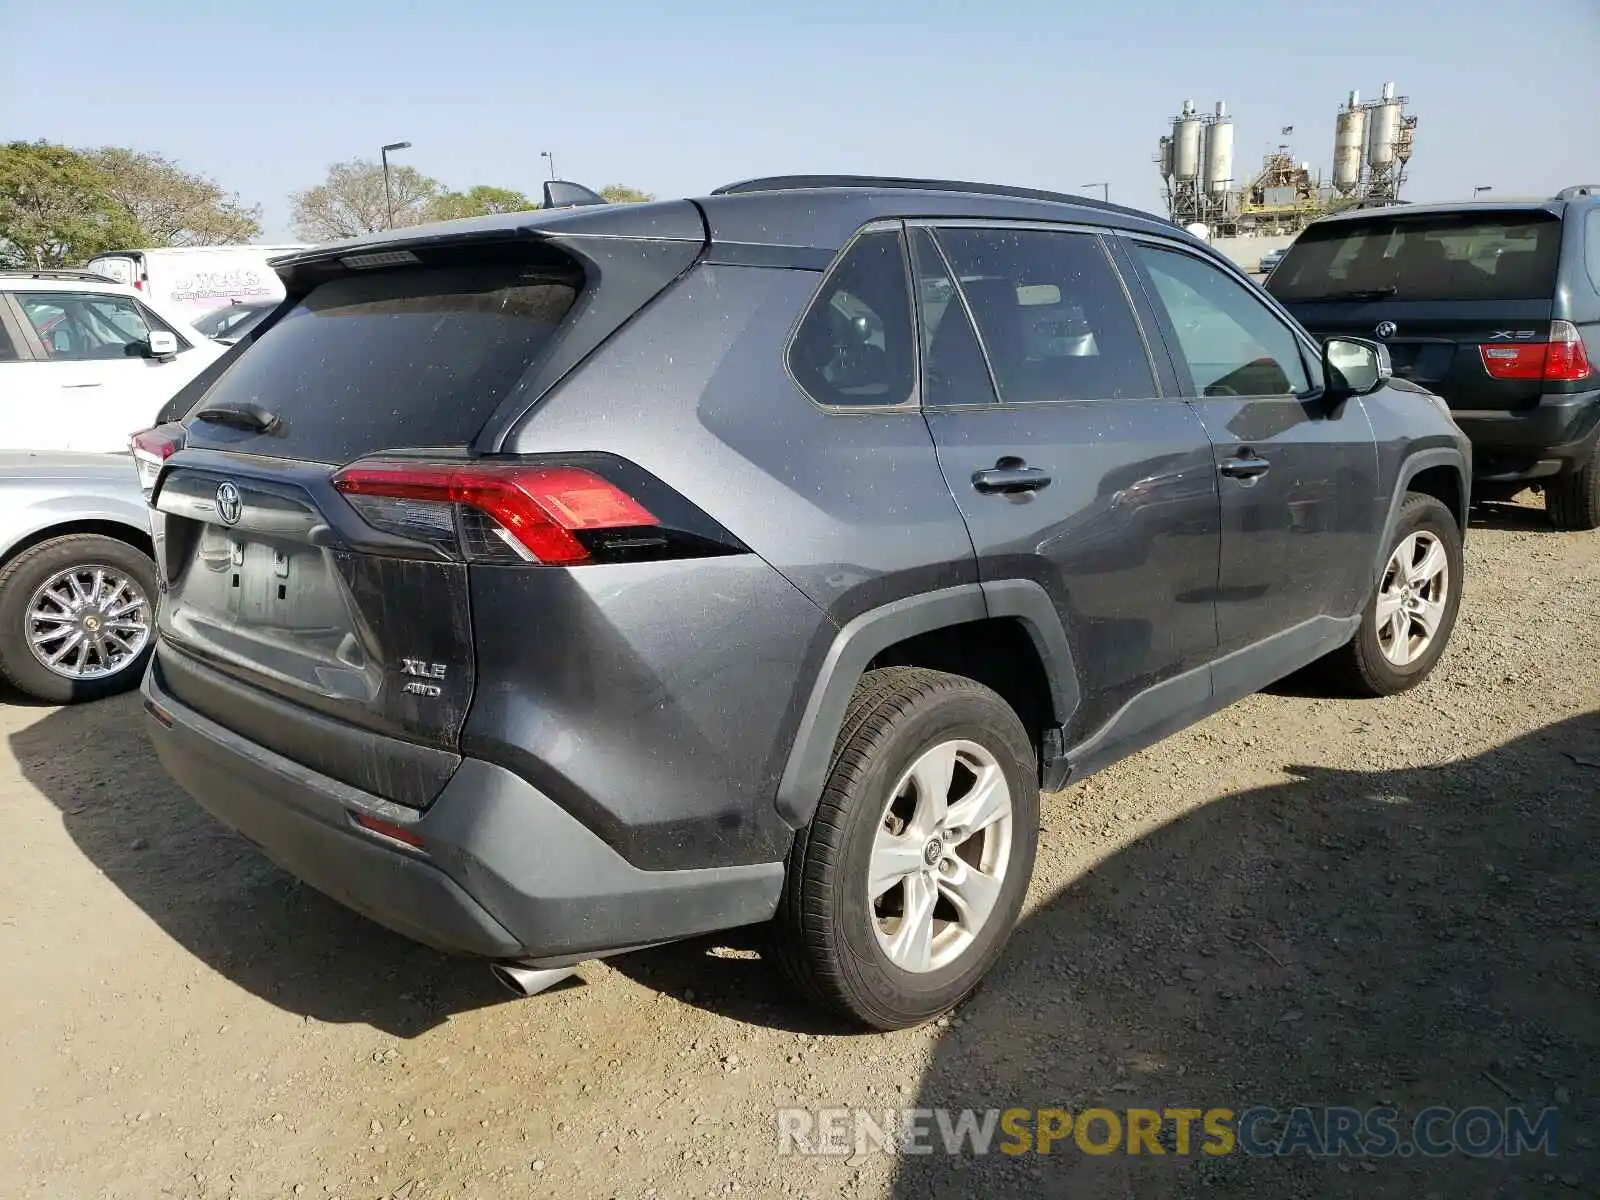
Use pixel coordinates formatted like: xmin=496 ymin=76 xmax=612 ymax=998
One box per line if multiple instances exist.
xmin=1479 ymin=321 xmax=1592 ymax=383
xmin=330 ymin=455 xmax=741 ymax=566
xmin=130 ymin=423 xmax=185 ymax=499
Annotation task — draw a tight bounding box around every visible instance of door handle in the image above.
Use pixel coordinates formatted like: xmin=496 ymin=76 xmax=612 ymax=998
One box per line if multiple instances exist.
xmin=972 ymin=464 xmax=1052 ymax=495
xmin=1219 ymin=454 xmax=1271 ymax=480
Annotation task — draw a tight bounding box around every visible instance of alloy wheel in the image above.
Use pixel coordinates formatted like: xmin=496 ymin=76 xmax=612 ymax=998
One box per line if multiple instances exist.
xmin=868 ymin=739 xmax=1014 ymax=973
xmin=25 ymin=564 xmax=152 ymax=681
xmin=1375 ymin=531 xmax=1449 ymax=666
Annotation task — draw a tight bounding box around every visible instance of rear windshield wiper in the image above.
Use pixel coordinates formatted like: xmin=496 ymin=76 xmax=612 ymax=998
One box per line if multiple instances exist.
xmin=1309 ymin=287 xmax=1398 ymax=302
xmin=193 ymin=403 xmax=280 ymax=432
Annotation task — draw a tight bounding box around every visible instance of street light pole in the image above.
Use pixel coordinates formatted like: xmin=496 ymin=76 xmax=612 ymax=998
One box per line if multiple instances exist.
xmin=1472 ymin=185 xmax=1493 ymax=200
xmin=1081 ymin=182 xmax=1110 ymax=202
xmin=541 ymin=151 xmax=557 ymax=181
xmin=381 ymin=141 xmax=412 ymax=229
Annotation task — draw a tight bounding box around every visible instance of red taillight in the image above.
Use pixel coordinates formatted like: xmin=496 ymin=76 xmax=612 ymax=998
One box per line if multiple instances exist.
xmin=1543 ymin=320 xmax=1592 ymax=381
xmin=1478 ymin=344 xmax=1546 ymax=380
xmin=351 ymin=811 xmax=426 ymax=850
xmin=1479 ymin=321 xmax=1591 ymax=383
xmin=332 ymin=460 xmax=659 ymax=565
xmin=130 ymin=422 xmax=185 ymax=498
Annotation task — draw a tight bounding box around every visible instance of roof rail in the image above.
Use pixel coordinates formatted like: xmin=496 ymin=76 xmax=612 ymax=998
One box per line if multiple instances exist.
xmin=0 ymin=268 xmax=121 ymax=284
xmin=1555 ymin=184 xmax=1600 ymax=201
xmin=712 ymin=174 xmax=1150 ymax=217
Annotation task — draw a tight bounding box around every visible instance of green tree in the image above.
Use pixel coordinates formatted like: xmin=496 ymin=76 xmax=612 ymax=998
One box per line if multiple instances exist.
xmin=87 ymin=147 xmax=261 ymax=247
xmin=0 ymin=141 xmax=140 ymax=268
xmin=599 ymin=185 xmax=656 ymax=204
xmin=289 ymin=159 xmax=441 ymax=242
xmin=424 ymin=185 xmax=534 ymax=222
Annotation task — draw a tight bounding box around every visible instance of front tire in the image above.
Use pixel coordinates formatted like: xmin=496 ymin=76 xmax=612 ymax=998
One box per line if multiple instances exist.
xmin=1324 ymin=493 xmax=1463 ymax=697
xmin=1546 ymin=442 xmax=1600 ymax=531
xmin=770 ymin=668 xmax=1039 ymax=1030
xmin=0 ymin=534 xmax=157 ymax=704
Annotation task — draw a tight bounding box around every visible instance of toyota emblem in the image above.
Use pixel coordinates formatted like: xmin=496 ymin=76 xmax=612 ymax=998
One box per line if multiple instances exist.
xmin=1375 ymin=320 xmax=1398 ymax=339
xmin=215 ymin=481 xmax=242 ymax=526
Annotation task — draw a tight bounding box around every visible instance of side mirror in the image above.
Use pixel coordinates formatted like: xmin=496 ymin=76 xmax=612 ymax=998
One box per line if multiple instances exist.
xmin=146 ymin=331 xmax=179 ymax=361
xmin=1323 ymin=336 xmax=1390 ymax=398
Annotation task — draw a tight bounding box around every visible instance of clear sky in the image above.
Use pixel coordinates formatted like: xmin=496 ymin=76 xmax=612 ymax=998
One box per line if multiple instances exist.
xmin=4 ymin=0 xmax=1596 ymax=241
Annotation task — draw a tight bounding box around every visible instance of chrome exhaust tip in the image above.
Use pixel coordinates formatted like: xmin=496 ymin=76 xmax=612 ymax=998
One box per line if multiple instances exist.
xmin=490 ymin=961 xmax=578 ymax=998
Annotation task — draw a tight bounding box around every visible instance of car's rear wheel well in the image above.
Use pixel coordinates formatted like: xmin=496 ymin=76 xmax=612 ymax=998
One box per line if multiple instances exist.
xmin=867 ymin=618 xmax=1055 ymax=761
xmin=1406 ymin=466 xmax=1465 ymax=530
xmin=1 ymin=521 xmax=154 ymax=572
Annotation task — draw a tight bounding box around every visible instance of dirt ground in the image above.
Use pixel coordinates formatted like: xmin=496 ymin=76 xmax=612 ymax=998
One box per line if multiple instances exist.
xmin=2 ymin=495 xmax=1597 ymax=1200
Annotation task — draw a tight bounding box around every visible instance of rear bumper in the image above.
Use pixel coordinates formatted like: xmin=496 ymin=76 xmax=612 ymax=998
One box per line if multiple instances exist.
xmin=1450 ymin=389 xmax=1600 ymax=480
xmin=142 ymin=662 xmax=785 ymax=962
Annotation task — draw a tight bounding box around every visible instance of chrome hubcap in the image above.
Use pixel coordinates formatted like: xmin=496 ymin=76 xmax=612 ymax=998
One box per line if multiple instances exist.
xmin=869 ymin=739 xmax=1014 ymax=974
xmin=26 ymin=564 xmax=151 ymax=681
xmin=1375 ymin=531 xmax=1449 ymax=666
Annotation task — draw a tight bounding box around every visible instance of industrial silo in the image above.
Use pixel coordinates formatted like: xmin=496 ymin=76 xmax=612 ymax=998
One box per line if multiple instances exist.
xmin=1332 ymin=91 xmax=1367 ymax=193
xmin=1367 ymin=81 xmax=1402 ymax=168
xmin=1158 ymin=136 xmax=1174 ymax=180
xmin=1173 ymin=101 xmax=1202 ymax=182
xmin=1204 ymin=101 xmax=1234 ymax=195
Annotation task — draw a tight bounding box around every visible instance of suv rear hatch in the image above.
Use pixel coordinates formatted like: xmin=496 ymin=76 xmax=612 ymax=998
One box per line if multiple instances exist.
xmin=1268 ymin=207 xmax=1570 ymax=411
xmin=147 ymin=210 xmax=707 ymax=807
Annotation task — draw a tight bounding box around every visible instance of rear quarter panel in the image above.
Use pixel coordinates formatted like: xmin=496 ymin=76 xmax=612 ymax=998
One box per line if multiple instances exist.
xmin=483 ymin=262 xmax=979 ymax=868
xmin=0 ymin=457 xmax=151 ymax=562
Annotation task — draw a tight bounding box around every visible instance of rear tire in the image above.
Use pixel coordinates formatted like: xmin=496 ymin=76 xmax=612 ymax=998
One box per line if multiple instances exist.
xmin=1546 ymin=443 xmax=1600 ymax=531
xmin=1322 ymin=494 xmax=1463 ymax=697
xmin=770 ymin=668 xmax=1039 ymax=1030
xmin=0 ymin=534 xmax=157 ymax=704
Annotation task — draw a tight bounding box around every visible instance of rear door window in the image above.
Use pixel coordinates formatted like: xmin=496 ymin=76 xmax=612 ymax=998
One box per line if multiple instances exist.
xmin=189 ymin=264 xmax=578 ymax=462
xmin=788 ymin=229 xmax=916 ymax=407
xmin=932 ymin=227 xmax=1155 ymax=403
xmin=0 ymin=307 xmax=22 ymax=361
xmin=908 ymin=227 xmax=997 ymax=406
xmin=1268 ymin=211 xmax=1562 ymax=301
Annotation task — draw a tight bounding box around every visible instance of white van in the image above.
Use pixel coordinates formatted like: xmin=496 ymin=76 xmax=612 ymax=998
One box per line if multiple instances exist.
xmin=83 ymin=244 xmax=307 ymax=323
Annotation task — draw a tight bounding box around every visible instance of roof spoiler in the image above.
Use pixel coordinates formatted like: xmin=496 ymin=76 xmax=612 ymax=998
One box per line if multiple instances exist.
xmin=542 ymin=181 xmax=608 ymax=210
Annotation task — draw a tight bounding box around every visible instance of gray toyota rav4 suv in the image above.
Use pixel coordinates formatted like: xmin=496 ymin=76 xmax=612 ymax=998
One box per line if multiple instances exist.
xmin=136 ymin=176 xmax=1470 ymax=1029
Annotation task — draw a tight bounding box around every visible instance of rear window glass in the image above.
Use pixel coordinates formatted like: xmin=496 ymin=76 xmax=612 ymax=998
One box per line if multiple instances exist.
xmin=1587 ymin=208 xmax=1600 ymax=295
xmin=86 ymin=256 xmax=136 ymax=286
xmin=1268 ymin=211 xmax=1561 ymax=302
xmin=192 ymin=265 xmax=576 ymax=462
xmin=788 ymin=230 xmax=916 ymax=407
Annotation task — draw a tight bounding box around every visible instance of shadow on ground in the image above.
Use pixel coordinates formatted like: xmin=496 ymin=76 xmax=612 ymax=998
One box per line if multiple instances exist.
xmin=888 ymin=709 xmax=1600 ymax=1199
xmin=1468 ymin=498 xmax=1559 ymax=534
xmin=9 ymin=693 xmax=507 ymax=1037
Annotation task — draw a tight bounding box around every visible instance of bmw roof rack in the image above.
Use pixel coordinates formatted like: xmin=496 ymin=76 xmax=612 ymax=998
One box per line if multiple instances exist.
xmin=0 ymin=268 xmax=121 ymax=284
xmin=711 ymin=174 xmax=1147 ymax=216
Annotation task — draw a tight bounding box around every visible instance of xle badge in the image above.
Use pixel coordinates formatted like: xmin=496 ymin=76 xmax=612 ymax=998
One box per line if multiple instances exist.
xmin=401 ymin=659 xmax=447 ymax=698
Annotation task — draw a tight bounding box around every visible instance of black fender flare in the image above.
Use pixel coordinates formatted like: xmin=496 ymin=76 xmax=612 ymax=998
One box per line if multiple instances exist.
xmin=774 ymin=581 xmax=1079 ymax=829
xmin=1371 ymin=447 xmax=1471 ymax=588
